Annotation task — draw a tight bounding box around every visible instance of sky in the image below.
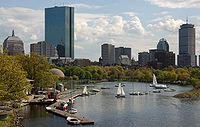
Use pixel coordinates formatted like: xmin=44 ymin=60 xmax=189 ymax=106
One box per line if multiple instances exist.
xmin=1 ymin=0 xmax=200 ymax=61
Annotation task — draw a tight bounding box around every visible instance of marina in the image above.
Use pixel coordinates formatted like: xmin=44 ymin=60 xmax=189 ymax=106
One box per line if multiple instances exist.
xmin=21 ymin=82 xmax=200 ymax=127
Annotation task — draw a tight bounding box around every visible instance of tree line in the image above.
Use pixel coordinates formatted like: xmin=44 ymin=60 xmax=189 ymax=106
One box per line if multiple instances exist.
xmin=52 ymin=65 xmax=200 ymax=89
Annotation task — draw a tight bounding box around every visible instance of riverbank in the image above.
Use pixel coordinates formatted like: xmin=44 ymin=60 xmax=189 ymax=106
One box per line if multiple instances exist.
xmin=174 ymin=88 xmax=200 ymax=98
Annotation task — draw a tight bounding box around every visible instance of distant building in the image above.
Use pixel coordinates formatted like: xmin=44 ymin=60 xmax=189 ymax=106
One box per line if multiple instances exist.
xmin=157 ymin=38 xmax=169 ymax=52
xmin=138 ymin=52 xmax=150 ymax=66
xmin=73 ymin=59 xmax=91 ymax=66
xmin=3 ymin=30 xmax=24 ymax=56
xmin=30 ymin=41 xmax=57 ymax=57
xmin=178 ymin=23 xmax=197 ymax=67
xmin=115 ymin=47 xmax=131 ymax=63
xmin=57 ymin=42 xmax=65 ymax=57
xmin=101 ymin=44 xmax=115 ymax=66
xmin=0 ymin=44 xmax=3 ymax=53
xmin=46 ymin=57 xmax=73 ymax=66
xmin=149 ymin=49 xmax=157 ymax=62
xmin=45 ymin=6 xmax=74 ymax=59
xmin=117 ymin=55 xmax=130 ymax=66
xmin=154 ymin=51 xmax=175 ymax=68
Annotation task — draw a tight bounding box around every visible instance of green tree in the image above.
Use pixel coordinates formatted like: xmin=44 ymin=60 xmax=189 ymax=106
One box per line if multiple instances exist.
xmin=0 ymin=53 xmax=31 ymax=102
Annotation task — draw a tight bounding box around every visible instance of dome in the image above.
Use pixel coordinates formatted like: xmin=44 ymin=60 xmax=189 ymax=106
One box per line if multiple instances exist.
xmin=4 ymin=30 xmax=23 ymax=44
xmin=50 ymin=68 xmax=65 ymax=77
xmin=157 ymin=38 xmax=169 ymax=52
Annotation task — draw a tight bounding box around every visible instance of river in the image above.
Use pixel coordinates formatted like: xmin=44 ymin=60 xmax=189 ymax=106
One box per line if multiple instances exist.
xmin=21 ymin=82 xmax=200 ymax=127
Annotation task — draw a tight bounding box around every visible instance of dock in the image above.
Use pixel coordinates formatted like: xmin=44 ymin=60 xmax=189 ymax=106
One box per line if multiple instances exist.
xmin=48 ymin=91 xmax=94 ymax=125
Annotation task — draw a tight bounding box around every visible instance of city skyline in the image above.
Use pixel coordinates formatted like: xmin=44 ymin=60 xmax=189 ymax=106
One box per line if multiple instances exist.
xmin=0 ymin=0 xmax=200 ymax=61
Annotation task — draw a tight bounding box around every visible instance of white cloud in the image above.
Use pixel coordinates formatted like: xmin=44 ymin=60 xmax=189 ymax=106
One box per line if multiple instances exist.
xmin=64 ymin=3 xmax=102 ymax=9
xmin=146 ymin=0 xmax=200 ymax=8
xmin=148 ymin=16 xmax=185 ymax=32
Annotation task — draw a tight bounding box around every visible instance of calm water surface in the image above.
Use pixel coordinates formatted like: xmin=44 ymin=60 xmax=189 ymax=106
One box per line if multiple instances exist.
xmin=22 ymin=82 xmax=200 ymax=127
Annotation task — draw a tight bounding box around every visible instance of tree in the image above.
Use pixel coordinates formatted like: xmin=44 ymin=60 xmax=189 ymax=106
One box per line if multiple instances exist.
xmin=0 ymin=52 xmax=31 ymax=102
xmin=16 ymin=52 xmax=54 ymax=89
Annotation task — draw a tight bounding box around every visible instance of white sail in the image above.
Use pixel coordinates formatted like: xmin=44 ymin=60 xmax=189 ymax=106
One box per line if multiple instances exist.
xmin=121 ymin=87 xmax=125 ymax=96
xmin=153 ymin=74 xmax=157 ymax=86
xmin=83 ymin=86 xmax=88 ymax=94
xmin=117 ymin=83 xmax=122 ymax=95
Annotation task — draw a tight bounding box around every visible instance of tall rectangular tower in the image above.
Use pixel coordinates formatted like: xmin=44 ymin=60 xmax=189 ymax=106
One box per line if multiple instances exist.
xmin=101 ymin=44 xmax=115 ymax=66
xmin=178 ymin=23 xmax=196 ymax=67
xmin=45 ymin=6 xmax=74 ymax=59
xmin=115 ymin=47 xmax=131 ymax=63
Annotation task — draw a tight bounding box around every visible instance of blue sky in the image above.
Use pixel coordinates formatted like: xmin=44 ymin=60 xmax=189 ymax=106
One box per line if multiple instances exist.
xmin=1 ymin=0 xmax=200 ymax=61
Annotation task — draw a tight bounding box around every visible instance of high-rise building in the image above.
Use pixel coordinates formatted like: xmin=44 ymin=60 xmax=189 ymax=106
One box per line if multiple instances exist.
xmin=155 ymin=51 xmax=175 ymax=68
xmin=115 ymin=47 xmax=131 ymax=63
xmin=3 ymin=30 xmax=24 ymax=56
xmin=45 ymin=6 xmax=74 ymax=58
xmin=30 ymin=41 xmax=57 ymax=57
xmin=138 ymin=52 xmax=150 ymax=66
xmin=178 ymin=23 xmax=197 ymax=67
xmin=101 ymin=44 xmax=115 ymax=66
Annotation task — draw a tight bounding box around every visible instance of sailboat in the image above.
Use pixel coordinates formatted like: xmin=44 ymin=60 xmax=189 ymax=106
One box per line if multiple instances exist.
xmin=116 ymin=83 xmax=125 ymax=98
xmin=150 ymin=74 xmax=167 ymax=89
xmin=82 ymin=85 xmax=89 ymax=96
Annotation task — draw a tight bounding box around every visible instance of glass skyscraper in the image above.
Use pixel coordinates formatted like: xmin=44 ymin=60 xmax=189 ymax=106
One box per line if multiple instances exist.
xmin=45 ymin=6 xmax=74 ymax=59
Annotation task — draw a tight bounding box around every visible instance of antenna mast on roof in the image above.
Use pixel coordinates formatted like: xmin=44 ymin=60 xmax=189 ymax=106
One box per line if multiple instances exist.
xmin=186 ymin=16 xmax=188 ymax=24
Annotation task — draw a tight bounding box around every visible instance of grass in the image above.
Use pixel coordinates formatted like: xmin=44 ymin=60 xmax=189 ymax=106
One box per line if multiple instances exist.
xmin=0 ymin=114 xmax=15 ymax=127
xmin=174 ymin=89 xmax=200 ymax=98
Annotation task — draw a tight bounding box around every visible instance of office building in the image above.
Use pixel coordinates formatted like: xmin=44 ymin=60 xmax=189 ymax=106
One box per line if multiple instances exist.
xmin=138 ymin=52 xmax=150 ymax=66
xmin=178 ymin=23 xmax=197 ymax=67
xmin=45 ymin=6 xmax=74 ymax=58
xmin=116 ymin=55 xmax=130 ymax=66
xmin=3 ymin=30 xmax=24 ymax=56
xmin=30 ymin=41 xmax=57 ymax=57
xmin=155 ymin=51 xmax=175 ymax=68
xmin=101 ymin=44 xmax=115 ymax=66
xmin=115 ymin=47 xmax=131 ymax=63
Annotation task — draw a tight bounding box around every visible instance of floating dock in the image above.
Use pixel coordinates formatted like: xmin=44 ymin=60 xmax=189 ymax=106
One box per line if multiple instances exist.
xmin=48 ymin=91 xmax=94 ymax=125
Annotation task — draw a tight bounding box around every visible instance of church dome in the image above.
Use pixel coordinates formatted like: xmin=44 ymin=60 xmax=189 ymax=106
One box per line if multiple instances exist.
xmin=157 ymin=38 xmax=169 ymax=52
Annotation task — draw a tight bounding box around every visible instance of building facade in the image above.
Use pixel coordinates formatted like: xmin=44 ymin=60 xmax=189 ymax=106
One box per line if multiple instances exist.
xmin=116 ymin=55 xmax=130 ymax=66
xmin=3 ymin=30 xmax=24 ymax=56
xmin=157 ymin=38 xmax=169 ymax=52
xmin=30 ymin=41 xmax=57 ymax=57
xmin=178 ymin=23 xmax=197 ymax=67
xmin=115 ymin=47 xmax=131 ymax=63
xmin=138 ymin=52 xmax=150 ymax=66
xmin=45 ymin=6 xmax=74 ymax=58
xmin=155 ymin=51 xmax=175 ymax=68
xmin=101 ymin=44 xmax=115 ymax=66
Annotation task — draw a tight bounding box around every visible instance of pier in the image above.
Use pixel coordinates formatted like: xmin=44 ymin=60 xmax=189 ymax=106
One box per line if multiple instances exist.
xmin=48 ymin=91 xmax=94 ymax=125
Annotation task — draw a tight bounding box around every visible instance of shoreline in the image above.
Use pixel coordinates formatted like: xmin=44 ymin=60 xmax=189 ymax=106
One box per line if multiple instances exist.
xmin=174 ymin=88 xmax=200 ymax=98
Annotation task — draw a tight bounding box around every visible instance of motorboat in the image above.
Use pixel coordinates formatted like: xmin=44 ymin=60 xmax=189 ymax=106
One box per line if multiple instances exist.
xmin=67 ymin=108 xmax=77 ymax=114
xmin=92 ymin=88 xmax=100 ymax=92
xmin=153 ymin=89 xmax=161 ymax=93
xmin=129 ymin=92 xmax=140 ymax=95
xmin=45 ymin=107 xmax=52 ymax=111
xmin=151 ymin=74 xmax=167 ymax=89
xmin=115 ymin=83 xmax=125 ymax=98
xmin=66 ymin=117 xmax=80 ymax=125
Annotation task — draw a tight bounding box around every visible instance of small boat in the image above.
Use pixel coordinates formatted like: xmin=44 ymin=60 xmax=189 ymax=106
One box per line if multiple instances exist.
xmin=115 ymin=83 xmax=125 ymax=98
xmin=153 ymin=89 xmax=161 ymax=93
xmin=67 ymin=108 xmax=77 ymax=114
xmin=92 ymin=88 xmax=100 ymax=92
xmin=66 ymin=117 xmax=80 ymax=125
xmin=101 ymin=87 xmax=110 ymax=89
xmin=129 ymin=92 xmax=140 ymax=95
xmin=82 ymin=85 xmax=89 ymax=96
xmin=45 ymin=107 xmax=52 ymax=111
xmin=139 ymin=92 xmax=145 ymax=95
xmin=151 ymin=74 xmax=167 ymax=89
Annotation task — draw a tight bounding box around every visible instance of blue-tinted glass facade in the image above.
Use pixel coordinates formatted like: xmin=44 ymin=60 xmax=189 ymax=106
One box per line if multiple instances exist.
xmin=45 ymin=6 xmax=74 ymax=59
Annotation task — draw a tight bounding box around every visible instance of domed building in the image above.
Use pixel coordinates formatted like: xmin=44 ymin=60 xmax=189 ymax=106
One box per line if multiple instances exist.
xmin=3 ymin=30 xmax=24 ymax=56
xmin=157 ymin=38 xmax=169 ymax=52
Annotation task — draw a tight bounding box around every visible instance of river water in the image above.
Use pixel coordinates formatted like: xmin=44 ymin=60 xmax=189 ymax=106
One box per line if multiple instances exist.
xmin=21 ymin=82 xmax=200 ymax=127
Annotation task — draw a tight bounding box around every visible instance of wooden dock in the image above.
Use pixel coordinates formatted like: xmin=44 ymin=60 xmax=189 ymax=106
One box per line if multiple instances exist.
xmin=48 ymin=91 xmax=94 ymax=125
